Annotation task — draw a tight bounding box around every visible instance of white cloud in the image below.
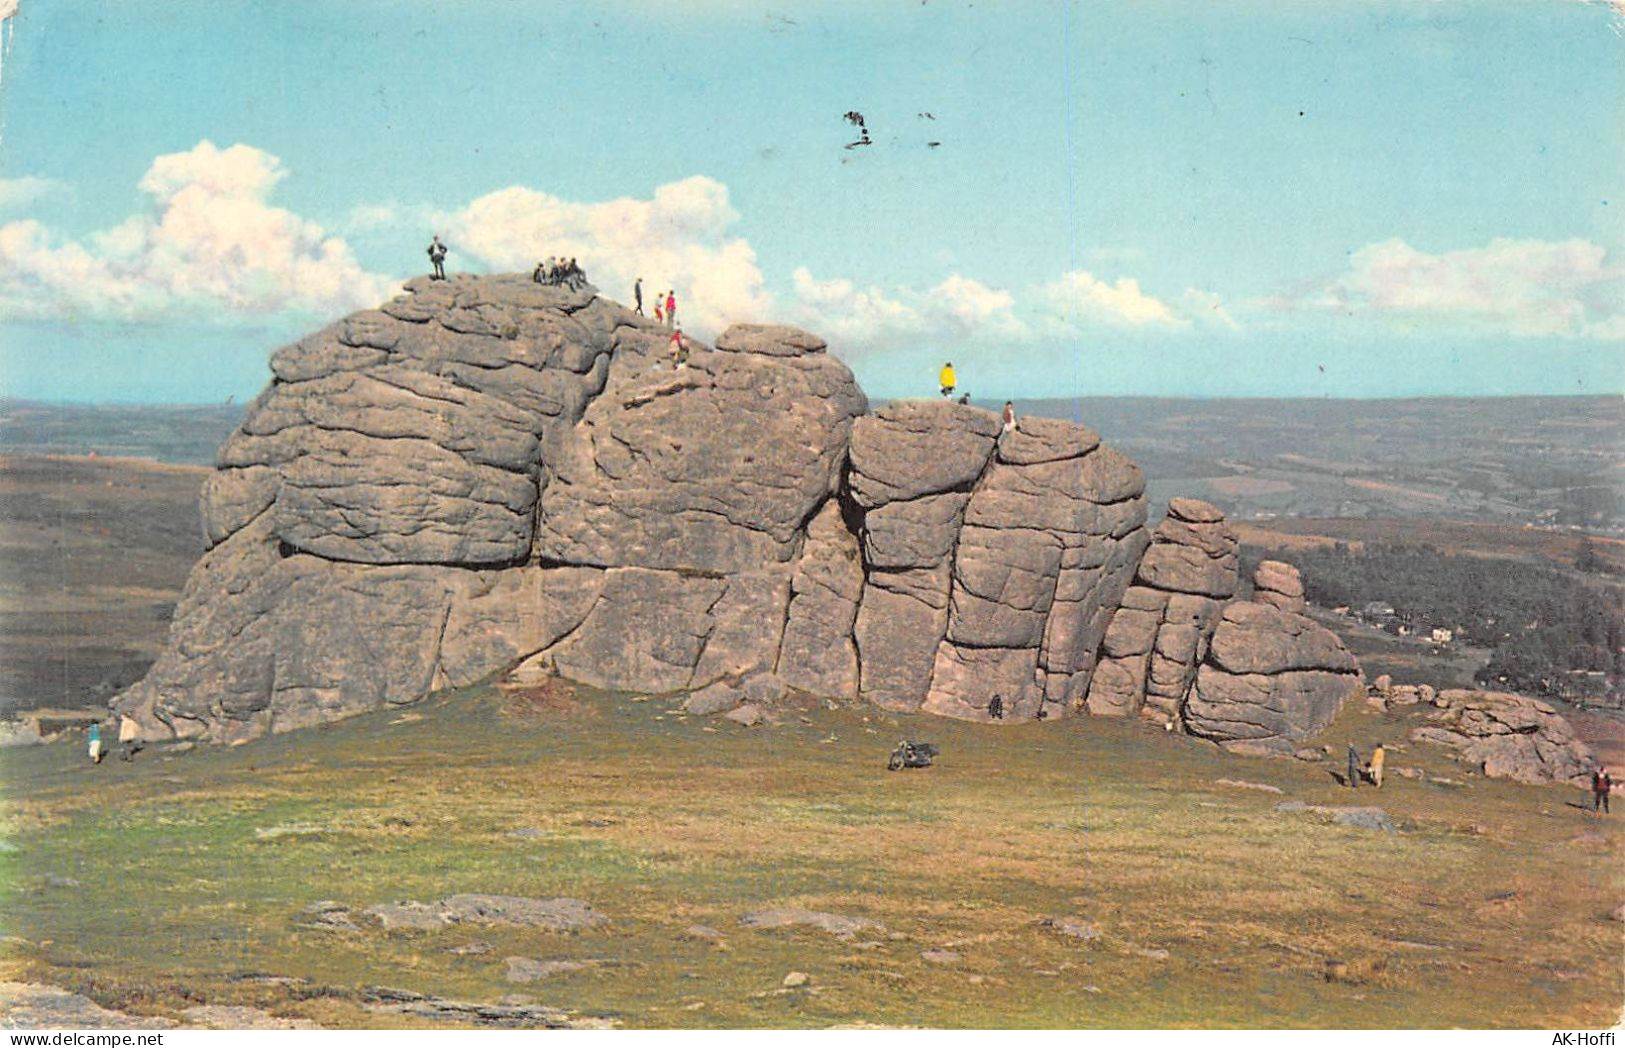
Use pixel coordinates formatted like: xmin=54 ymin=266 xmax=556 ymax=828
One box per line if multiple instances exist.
xmin=440 ymin=175 xmax=773 ymax=335
xmin=1268 ymin=237 xmax=1625 ymax=339
xmin=0 ymin=175 xmax=64 ymax=212
xmin=784 ymin=264 xmax=1229 ymax=355
xmin=0 ymin=140 xmax=397 ymax=324
xmin=784 ymin=267 xmax=1033 ymax=351
xmin=1031 ymin=270 xmax=1183 ymax=330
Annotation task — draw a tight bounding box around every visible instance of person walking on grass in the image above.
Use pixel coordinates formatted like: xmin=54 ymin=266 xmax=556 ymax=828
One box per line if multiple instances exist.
xmin=87 ymin=722 xmax=103 ymax=764
xmin=939 ymin=361 xmax=956 ymax=398
xmin=1593 ymin=765 xmax=1613 ymax=814
xmin=118 ymin=714 xmax=143 ymax=762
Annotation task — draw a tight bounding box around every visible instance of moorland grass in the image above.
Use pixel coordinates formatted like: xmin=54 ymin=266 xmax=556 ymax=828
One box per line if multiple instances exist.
xmin=1 ymin=683 xmax=1620 ymax=1029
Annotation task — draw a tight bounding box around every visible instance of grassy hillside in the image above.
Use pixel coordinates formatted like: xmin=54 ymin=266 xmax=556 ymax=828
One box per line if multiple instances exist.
xmin=2 ymin=681 xmax=1619 ymax=1029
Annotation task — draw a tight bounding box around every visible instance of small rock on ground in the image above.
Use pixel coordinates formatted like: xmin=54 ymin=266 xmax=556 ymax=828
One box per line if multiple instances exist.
xmin=920 ymin=949 xmax=961 ymax=965
xmin=367 ymin=895 xmax=607 ymax=931
xmin=1214 ymin=779 xmax=1284 ymax=794
xmin=684 ymin=925 xmax=725 ymax=939
xmin=1038 ymin=916 xmax=1101 ymax=941
xmin=505 ymin=957 xmax=586 ymax=982
xmin=782 ymin=971 xmax=809 ymax=988
xmin=1275 ymin=801 xmax=1394 ymax=832
xmin=739 ymin=907 xmax=882 ymax=938
xmin=724 ymin=703 xmax=764 ymax=727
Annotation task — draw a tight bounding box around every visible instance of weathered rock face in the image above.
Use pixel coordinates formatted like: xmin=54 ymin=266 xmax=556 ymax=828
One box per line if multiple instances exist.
xmin=1410 ymin=690 xmax=1595 ymax=785
xmin=852 ymin=407 xmax=1148 ymax=720
xmin=115 ymin=274 xmax=1219 ymax=739
xmin=1251 ymin=560 xmax=1306 ymax=614
xmin=1183 ymin=602 xmax=1362 ymax=752
xmin=535 ymin=323 xmax=865 ymax=573
xmin=1084 ymin=497 xmax=1236 ymax=724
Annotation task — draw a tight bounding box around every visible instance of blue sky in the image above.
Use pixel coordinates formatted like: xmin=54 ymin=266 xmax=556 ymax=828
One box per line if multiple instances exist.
xmin=0 ymin=0 xmax=1620 ymax=403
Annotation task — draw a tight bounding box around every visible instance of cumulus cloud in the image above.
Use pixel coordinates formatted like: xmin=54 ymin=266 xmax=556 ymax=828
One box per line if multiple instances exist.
xmin=0 ymin=140 xmax=397 ymax=324
xmin=784 ymin=264 xmax=1231 ymax=354
xmin=440 ymin=176 xmax=773 ymax=335
xmin=1031 ymin=270 xmax=1183 ymax=330
xmin=783 ymin=267 xmax=1030 ymax=350
xmin=1268 ymin=237 xmax=1625 ymax=339
xmin=0 ymin=175 xmax=65 ymax=212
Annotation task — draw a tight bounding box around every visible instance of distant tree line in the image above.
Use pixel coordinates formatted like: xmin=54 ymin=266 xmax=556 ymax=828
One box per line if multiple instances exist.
xmin=1241 ymin=543 xmax=1624 ymax=709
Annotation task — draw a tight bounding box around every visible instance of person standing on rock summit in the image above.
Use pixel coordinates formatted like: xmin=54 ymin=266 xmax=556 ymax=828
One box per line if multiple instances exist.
xmin=1002 ymin=401 xmax=1018 ymax=435
xmin=665 ymin=290 xmax=678 ymax=329
xmin=634 ymin=277 xmax=644 ymax=316
xmin=426 ymin=236 xmax=448 ymax=280
xmin=939 ymin=362 xmax=956 ymax=398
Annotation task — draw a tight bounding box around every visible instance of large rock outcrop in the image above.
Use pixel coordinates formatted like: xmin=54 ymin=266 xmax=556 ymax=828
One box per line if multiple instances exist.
xmin=115 ymin=275 xmax=1165 ymax=741
xmin=1410 ymin=690 xmax=1595 ymax=785
xmin=1183 ymin=602 xmax=1362 ymax=752
xmin=1084 ymin=498 xmax=1237 ymax=725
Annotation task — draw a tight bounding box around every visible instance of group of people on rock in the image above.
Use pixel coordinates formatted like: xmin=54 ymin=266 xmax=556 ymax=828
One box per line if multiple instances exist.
xmin=633 ymin=278 xmax=679 ymax=328
xmin=938 ymin=362 xmax=1019 ymax=435
xmin=535 ymin=257 xmax=589 ymax=290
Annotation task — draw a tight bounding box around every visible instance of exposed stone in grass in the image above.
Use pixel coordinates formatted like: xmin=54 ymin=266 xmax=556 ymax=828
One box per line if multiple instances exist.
xmin=253 ymin=824 xmax=332 ymax=841
xmin=739 ymin=907 xmax=882 ymax=938
xmin=504 ymin=957 xmax=586 ymax=982
xmin=683 ymin=681 xmax=742 ymax=716
xmin=360 ymin=985 xmax=613 ymax=1029
xmin=1214 ymin=778 xmax=1284 ymax=794
xmin=684 ymin=925 xmax=725 ymax=940
xmin=365 ymin=901 xmax=450 ymax=930
xmin=0 ymin=982 xmax=175 ymax=1029
xmin=781 ymin=971 xmax=809 ymax=988
xmin=180 ymin=1005 xmax=321 ymax=1030
xmin=442 ymin=895 xmax=607 ymax=930
xmin=920 ymin=949 xmax=961 ymax=965
xmin=448 ymin=941 xmax=495 ymax=955
xmin=1038 ymin=916 xmax=1101 ymax=941
xmin=724 ymin=703 xmax=765 ymax=727
xmin=297 ymin=900 xmax=359 ymax=931
xmin=1275 ymin=801 xmax=1395 ymax=832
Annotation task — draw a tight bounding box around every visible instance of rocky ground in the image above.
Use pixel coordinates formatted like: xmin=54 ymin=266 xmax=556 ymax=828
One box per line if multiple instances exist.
xmin=1 ymin=677 xmax=1619 ymax=1029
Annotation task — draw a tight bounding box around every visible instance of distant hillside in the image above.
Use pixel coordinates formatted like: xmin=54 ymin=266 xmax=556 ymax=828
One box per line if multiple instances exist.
xmin=1018 ymin=395 xmax=1623 ymax=529
xmin=0 ymin=399 xmax=245 ymax=466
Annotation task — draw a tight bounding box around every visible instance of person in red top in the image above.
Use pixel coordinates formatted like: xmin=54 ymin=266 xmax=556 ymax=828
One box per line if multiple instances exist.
xmin=1593 ymin=766 xmax=1613 ymax=814
xmin=665 ymin=290 xmax=677 ymax=329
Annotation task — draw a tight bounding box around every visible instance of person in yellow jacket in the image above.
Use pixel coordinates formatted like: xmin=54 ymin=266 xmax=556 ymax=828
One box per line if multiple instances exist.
xmin=939 ymin=362 xmax=956 ymax=398
xmin=1365 ymin=743 xmax=1385 ymax=788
